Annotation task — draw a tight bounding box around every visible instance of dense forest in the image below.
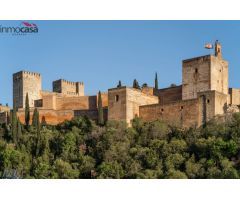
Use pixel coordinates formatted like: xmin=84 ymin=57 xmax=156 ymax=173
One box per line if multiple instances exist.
xmin=1 ymin=106 xmax=240 ymax=179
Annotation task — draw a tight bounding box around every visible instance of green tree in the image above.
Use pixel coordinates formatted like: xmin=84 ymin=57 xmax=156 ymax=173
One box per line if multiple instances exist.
xmin=54 ymin=159 xmax=79 ymax=178
xmin=133 ymin=79 xmax=140 ymax=89
xmin=220 ymin=159 xmax=239 ymax=179
xmin=6 ymin=112 xmax=10 ymax=125
xmin=97 ymin=161 xmax=124 ymax=178
xmin=33 ymin=161 xmax=52 ymax=178
xmin=32 ymin=108 xmax=39 ymax=128
xmin=142 ymin=83 xmax=148 ymax=88
xmin=170 ymin=83 xmax=177 ymax=87
xmin=41 ymin=116 xmax=47 ymax=127
xmin=154 ymin=72 xmax=158 ymax=90
xmin=166 ymin=169 xmax=187 ymax=179
xmin=17 ymin=118 xmax=22 ymax=142
xmin=117 ymin=80 xmax=122 ymax=88
xmin=35 ymin=119 xmax=41 ymax=157
xmin=78 ymin=155 xmax=96 ymax=178
xmin=98 ymin=91 xmax=104 ymax=126
xmin=25 ymin=93 xmax=30 ymax=128
xmin=11 ymin=103 xmax=17 ymax=144
xmin=185 ymin=156 xmax=204 ymax=178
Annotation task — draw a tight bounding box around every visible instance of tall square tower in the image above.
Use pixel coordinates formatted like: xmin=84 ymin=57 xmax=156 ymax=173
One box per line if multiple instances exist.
xmin=52 ymin=79 xmax=84 ymax=96
xmin=182 ymin=41 xmax=228 ymax=100
xmin=13 ymin=71 xmax=42 ymax=108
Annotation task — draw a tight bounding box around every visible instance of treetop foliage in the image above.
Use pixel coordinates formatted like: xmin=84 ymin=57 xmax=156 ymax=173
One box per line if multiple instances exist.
xmin=1 ymin=113 xmax=240 ymax=178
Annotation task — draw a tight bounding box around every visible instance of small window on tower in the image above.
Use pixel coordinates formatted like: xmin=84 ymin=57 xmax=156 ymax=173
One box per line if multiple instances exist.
xmin=161 ymin=108 xmax=164 ymax=112
xmin=115 ymin=95 xmax=119 ymax=102
xmin=180 ymin=106 xmax=183 ymax=110
xmin=195 ymin=68 xmax=198 ymax=73
xmin=207 ymin=99 xmax=210 ymax=103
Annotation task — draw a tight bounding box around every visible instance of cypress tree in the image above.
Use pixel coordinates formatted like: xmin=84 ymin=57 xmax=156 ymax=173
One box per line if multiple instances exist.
xmin=11 ymin=103 xmax=17 ymax=144
xmin=25 ymin=93 xmax=30 ymax=127
xmin=6 ymin=111 xmax=10 ymax=125
xmin=32 ymin=108 xmax=39 ymax=128
xmin=117 ymin=80 xmax=122 ymax=88
xmin=133 ymin=79 xmax=140 ymax=89
xmin=98 ymin=91 xmax=104 ymax=126
xmin=41 ymin=116 xmax=47 ymax=127
xmin=37 ymin=111 xmax=40 ymax=129
xmin=17 ymin=118 xmax=22 ymax=142
xmin=155 ymin=72 xmax=158 ymax=90
xmin=36 ymin=118 xmax=41 ymax=156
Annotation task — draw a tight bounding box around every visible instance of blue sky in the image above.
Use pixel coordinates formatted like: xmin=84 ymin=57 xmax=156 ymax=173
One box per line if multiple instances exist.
xmin=1 ymin=20 xmax=240 ymax=106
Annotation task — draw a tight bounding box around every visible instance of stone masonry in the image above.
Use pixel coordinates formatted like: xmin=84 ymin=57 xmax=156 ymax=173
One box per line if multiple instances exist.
xmin=0 ymin=40 xmax=239 ymax=127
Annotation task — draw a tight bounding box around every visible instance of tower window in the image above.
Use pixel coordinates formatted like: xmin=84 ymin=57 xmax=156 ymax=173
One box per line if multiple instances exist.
xmin=180 ymin=106 xmax=183 ymax=110
xmin=207 ymin=99 xmax=210 ymax=103
xmin=195 ymin=68 xmax=198 ymax=73
xmin=115 ymin=95 xmax=119 ymax=102
xmin=161 ymin=108 xmax=164 ymax=112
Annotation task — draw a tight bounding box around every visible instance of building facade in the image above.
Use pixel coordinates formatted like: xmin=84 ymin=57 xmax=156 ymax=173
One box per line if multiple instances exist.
xmin=0 ymin=41 xmax=239 ymax=127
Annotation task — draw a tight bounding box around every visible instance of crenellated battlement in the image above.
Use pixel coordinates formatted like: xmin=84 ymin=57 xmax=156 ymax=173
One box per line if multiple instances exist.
xmin=13 ymin=70 xmax=42 ymax=108
xmin=55 ymin=79 xmax=84 ymax=85
xmin=13 ymin=70 xmax=41 ymax=78
xmin=7 ymin=41 xmax=236 ymax=128
xmin=52 ymin=78 xmax=84 ymax=96
xmin=22 ymin=71 xmax=41 ymax=77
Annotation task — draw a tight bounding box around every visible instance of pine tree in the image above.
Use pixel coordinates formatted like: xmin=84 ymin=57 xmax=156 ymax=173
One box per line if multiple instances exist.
xmin=155 ymin=72 xmax=158 ymax=90
xmin=11 ymin=103 xmax=17 ymax=144
xmin=133 ymin=79 xmax=140 ymax=89
xmin=25 ymin=93 xmax=30 ymax=127
xmin=32 ymin=108 xmax=39 ymax=128
xmin=117 ymin=80 xmax=122 ymax=88
xmin=98 ymin=91 xmax=104 ymax=126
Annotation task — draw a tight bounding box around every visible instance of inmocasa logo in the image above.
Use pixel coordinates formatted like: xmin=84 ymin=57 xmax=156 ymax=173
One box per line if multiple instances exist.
xmin=0 ymin=21 xmax=38 ymax=35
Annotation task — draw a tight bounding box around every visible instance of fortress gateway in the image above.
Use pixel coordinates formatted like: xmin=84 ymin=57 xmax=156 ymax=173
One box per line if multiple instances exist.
xmin=1 ymin=41 xmax=240 ymax=127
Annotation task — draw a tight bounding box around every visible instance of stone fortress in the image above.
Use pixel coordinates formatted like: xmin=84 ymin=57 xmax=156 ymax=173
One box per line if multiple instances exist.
xmin=1 ymin=41 xmax=240 ymax=127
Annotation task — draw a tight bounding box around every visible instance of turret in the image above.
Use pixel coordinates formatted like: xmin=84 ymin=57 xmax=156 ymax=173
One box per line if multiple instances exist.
xmin=215 ymin=40 xmax=222 ymax=59
xmin=13 ymin=70 xmax=42 ymax=108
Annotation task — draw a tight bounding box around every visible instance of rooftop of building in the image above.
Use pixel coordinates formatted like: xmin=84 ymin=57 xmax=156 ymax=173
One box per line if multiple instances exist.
xmin=13 ymin=70 xmax=41 ymax=77
xmin=53 ymin=79 xmax=84 ymax=85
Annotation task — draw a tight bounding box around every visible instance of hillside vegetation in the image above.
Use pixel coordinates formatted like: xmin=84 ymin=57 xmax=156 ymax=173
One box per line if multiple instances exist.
xmin=1 ymin=113 xmax=240 ymax=179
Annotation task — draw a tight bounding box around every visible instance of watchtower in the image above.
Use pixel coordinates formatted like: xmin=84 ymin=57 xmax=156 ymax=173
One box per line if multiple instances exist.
xmin=52 ymin=79 xmax=84 ymax=96
xmin=13 ymin=71 xmax=42 ymax=108
xmin=182 ymin=41 xmax=228 ymax=100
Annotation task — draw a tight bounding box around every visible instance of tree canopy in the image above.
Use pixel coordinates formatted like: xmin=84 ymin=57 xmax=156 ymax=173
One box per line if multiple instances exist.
xmin=0 ymin=113 xmax=240 ymax=179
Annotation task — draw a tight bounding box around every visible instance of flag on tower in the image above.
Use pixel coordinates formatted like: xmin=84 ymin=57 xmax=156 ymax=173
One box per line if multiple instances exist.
xmin=204 ymin=43 xmax=213 ymax=49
